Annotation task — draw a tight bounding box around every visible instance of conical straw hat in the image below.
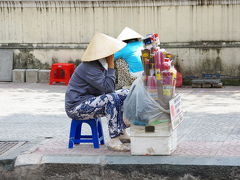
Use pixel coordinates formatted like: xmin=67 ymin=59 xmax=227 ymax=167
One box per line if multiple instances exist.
xmin=117 ymin=27 xmax=143 ymax=41
xmin=81 ymin=33 xmax=126 ymax=62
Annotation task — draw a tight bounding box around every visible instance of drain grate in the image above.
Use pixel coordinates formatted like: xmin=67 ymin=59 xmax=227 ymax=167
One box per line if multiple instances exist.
xmin=0 ymin=141 xmax=25 ymax=156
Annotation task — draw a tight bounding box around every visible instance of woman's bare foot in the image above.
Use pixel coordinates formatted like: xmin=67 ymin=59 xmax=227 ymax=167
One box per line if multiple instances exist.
xmin=107 ymin=137 xmax=130 ymax=152
xmin=119 ymin=129 xmax=131 ymax=143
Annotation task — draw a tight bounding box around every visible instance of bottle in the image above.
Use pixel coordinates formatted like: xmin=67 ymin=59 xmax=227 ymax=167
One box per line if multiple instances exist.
xmin=153 ymin=33 xmax=160 ymax=47
xmin=147 ymin=76 xmax=158 ymax=101
xmin=141 ymin=49 xmax=151 ymax=76
xmin=162 ymin=65 xmax=173 ymax=103
xmin=160 ymin=51 xmax=165 ymax=72
xmin=154 ymin=50 xmax=161 ymax=81
xmin=169 ymin=62 xmax=177 ymax=96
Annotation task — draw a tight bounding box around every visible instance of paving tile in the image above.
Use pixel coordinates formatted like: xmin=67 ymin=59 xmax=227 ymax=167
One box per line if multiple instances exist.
xmin=33 ymin=139 xmax=130 ymax=156
xmin=216 ymin=141 xmax=240 ymax=157
xmin=173 ymin=141 xmax=224 ymax=156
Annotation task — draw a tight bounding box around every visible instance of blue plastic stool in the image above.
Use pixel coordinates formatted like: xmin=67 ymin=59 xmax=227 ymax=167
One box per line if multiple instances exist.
xmin=68 ymin=118 xmax=105 ymax=149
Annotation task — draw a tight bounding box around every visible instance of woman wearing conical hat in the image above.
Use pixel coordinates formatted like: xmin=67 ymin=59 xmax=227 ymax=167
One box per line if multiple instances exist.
xmin=114 ymin=27 xmax=144 ymax=78
xmin=65 ymin=33 xmax=130 ymax=151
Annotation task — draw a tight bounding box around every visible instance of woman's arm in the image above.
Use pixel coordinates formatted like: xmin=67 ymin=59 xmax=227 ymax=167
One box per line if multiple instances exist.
xmin=81 ymin=62 xmax=116 ymax=93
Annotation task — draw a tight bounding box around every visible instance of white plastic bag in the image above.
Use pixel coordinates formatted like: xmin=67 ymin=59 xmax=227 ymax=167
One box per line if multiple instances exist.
xmin=123 ymin=76 xmax=170 ymax=126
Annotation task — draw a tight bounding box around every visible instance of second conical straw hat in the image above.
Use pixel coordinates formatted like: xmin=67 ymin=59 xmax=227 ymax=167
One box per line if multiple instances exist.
xmin=81 ymin=33 xmax=126 ymax=62
xmin=117 ymin=27 xmax=143 ymax=41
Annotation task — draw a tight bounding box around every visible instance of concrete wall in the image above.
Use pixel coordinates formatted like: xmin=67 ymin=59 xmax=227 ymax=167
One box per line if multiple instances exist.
xmin=0 ymin=0 xmax=240 ymax=78
xmin=168 ymin=46 xmax=240 ymax=77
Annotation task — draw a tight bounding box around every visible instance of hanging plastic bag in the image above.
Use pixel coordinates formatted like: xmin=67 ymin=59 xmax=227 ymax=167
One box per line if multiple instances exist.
xmin=123 ymin=76 xmax=170 ymax=126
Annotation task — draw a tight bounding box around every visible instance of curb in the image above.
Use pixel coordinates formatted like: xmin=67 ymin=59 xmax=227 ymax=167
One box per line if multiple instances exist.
xmin=2 ymin=154 xmax=240 ymax=180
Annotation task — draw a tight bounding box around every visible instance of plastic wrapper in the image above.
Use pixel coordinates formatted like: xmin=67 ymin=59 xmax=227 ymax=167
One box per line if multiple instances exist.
xmin=123 ymin=76 xmax=170 ymax=126
xmin=124 ymin=33 xmax=177 ymax=126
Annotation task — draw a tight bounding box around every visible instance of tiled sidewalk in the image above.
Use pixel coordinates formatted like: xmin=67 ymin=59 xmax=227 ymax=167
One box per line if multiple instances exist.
xmin=0 ymin=83 xmax=240 ymax=159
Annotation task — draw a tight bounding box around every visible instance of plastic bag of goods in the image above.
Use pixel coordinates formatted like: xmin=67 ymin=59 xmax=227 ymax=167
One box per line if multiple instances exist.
xmin=123 ymin=76 xmax=170 ymax=126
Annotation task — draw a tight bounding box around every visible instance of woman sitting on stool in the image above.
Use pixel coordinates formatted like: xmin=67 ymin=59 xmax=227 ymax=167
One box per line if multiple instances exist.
xmin=65 ymin=33 xmax=130 ymax=151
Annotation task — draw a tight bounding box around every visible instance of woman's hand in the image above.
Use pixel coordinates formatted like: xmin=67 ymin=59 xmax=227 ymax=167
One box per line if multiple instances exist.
xmin=106 ymin=55 xmax=114 ymax=69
